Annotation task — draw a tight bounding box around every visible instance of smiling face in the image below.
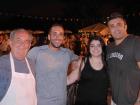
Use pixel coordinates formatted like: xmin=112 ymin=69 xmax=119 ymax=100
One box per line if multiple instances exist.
xmin=108 ymin=17 xmax=128 ymax=44
xmin=9 ymin=29 xmax=32 ymax=60
xmin=89 ymin=40 xmax=102 ymax=57
xmin=48 ymin=25 xmax=64 ymax=51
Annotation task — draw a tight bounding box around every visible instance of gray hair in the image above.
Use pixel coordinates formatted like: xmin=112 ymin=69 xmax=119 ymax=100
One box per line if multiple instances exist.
xmin=10 ymin=28 xmax=33 ymax=41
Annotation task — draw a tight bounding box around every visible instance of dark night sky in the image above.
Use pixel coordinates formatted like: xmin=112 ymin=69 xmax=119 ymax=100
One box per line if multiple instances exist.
xmin=0 ymin=0 xmax=139 ymax=33
xmin=0 ymin=0 xmax=139 ymax=17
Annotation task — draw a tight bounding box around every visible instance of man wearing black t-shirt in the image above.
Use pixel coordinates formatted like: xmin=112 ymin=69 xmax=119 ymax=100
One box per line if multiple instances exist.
xmin=106 ymin=12 xmax=140 ymax=105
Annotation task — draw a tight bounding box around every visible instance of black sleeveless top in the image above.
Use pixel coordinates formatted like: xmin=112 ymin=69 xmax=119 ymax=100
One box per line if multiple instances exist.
xmin=75 ymin=57 xmax=109 ymax=105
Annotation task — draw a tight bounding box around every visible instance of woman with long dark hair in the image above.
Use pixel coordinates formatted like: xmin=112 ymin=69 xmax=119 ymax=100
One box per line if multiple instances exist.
xmin=67 ymin=35 xmax=109 ymax=105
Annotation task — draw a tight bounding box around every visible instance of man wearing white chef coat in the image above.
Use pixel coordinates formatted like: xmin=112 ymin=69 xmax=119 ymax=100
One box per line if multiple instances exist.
xmin=0 ymin=28 xmax=37 ymax=105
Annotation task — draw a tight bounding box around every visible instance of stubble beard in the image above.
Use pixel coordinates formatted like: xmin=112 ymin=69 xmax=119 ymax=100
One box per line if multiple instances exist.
xmin=50 ymin=42 xmax=61 ymax=48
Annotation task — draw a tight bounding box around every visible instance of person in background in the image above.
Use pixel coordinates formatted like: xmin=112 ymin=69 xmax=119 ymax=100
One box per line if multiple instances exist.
xmin=28 ymin=23 xmax=78 ymax=105
xmin=106 ymin=12 xmax=140 ymax=105
xmin=0 ymin=34 xmax=10 ymax=56
xmin=30 ymin=36 xmax=38 ymax=49
xmin=0 ymin=29 xmax=37 ymax=105
xmin=67 ymin=35 xmax=109 ymax=105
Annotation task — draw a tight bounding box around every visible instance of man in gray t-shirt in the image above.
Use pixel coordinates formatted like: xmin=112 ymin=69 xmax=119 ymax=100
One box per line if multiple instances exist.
xmin=28 ymin=24 xmax=78 ymax=105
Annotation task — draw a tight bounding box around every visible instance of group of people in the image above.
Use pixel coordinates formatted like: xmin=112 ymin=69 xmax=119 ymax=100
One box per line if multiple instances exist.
xmin=0 ymin=12 xmax=140 ymax=105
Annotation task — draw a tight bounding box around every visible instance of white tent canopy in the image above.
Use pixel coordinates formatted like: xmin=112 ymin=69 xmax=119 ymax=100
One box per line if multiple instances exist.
xmin=79 ymin=23 xmax=111 ymax=44
xmin=79 ymin=23 xmax=110 ymax=36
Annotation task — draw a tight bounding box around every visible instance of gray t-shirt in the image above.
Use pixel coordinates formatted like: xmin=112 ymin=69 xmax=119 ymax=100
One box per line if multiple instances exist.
xmin=28 ymin=45 xmax=77 ymax=105
xmin=106 ymin=35 xmax=140 ymax=105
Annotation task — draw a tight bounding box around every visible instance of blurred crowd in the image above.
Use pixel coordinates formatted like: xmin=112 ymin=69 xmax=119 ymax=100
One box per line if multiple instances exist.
xmin=0 ymin=32 xmax=112 ymax=57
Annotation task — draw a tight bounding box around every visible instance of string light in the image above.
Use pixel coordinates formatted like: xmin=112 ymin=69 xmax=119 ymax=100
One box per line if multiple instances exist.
xmin=0 ymin=11 xmax=139 ymax=24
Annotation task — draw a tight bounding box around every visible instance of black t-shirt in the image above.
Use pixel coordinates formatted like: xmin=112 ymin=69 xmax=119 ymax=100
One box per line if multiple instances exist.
xmin=76 ymin=57 xmax=109 ymax=105
xmin=106 ymin=35 xmax=140 ymax=105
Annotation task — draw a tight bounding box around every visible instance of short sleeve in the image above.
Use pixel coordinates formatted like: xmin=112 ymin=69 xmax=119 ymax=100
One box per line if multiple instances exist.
xmin=134 ymin=36 xmax=140 ymax=61
xmin=66 ymin=48 xmax=78 ymax=61
xmin=28 ymin=47 xmax=40 ymax=64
